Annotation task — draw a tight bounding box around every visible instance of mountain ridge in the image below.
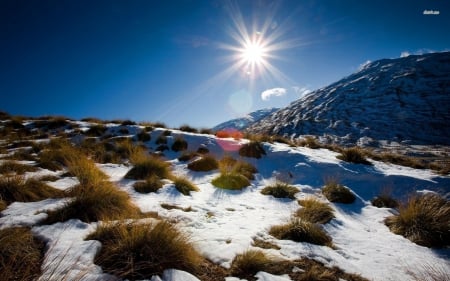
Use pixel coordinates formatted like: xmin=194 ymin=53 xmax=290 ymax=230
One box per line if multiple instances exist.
xmin=245 ymin=52 xmax=450 ymax=146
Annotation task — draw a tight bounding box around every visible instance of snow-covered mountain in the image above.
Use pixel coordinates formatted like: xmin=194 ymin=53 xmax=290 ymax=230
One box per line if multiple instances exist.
xmin=213 ymin=108 xmax=279 ymax=132
xmin=247 ymin=52 xmax=450 ymax=146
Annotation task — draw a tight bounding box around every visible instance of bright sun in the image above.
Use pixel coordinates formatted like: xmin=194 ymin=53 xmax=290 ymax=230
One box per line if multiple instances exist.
xmin=241 ymin=41 xmax=266 ymax=64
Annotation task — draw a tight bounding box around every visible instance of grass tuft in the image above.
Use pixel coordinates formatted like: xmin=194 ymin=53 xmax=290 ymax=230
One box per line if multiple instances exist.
xmin=297 ymin=197 xmax=335 ymax=224
xmin=261 ymin=182 xmax=299 ymax=199
xmin=322 ymin=179 xmax=356 ymax=204
xmin=336 ymin=147 xmax=371 ymax=165
xmin=0 ymin=199 xmax=6 ymax=212
xmin=0 ymin=176 xmax=65 ymax=205
xmin=133 ymin=175 xmax=164 ymax=194
xmin=87 ymin=221 xmax=202 ymax=279
xmin=239 ymin=141 xmax=266 ymax=159
xmin=385 ymin=193 xmax=450 ymax=248
xmin=45 ymin=181 xmax=140 ymax=224
xmin=179 ymin=125 xmax=198 ymax=133
xmin=212 ymin=173 xmax=250 ymax=190
xmin=171 ymin=137 xmax=188 ymax=152
xmin=230 ymin=249 xmax=272 ymax=277
xmin=173 ymin=176 xmax=199 ymax=195
xmin=125 ymin=156 xmax=171 ymax=180
xmin=0 ymin=161 xmax=38 ymax=175
xmin=0 ymin=227 xmax=44 ymax=281
xmin=372 ymin=194 xmax=399 ymax=208
xmin=269 ymin=219 xmax=333 ymax=247
xmin=187 ymin=155 xmax=219 ymax=172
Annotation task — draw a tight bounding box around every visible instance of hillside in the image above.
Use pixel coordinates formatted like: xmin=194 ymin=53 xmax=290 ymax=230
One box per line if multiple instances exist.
xmin=213 ymin=108 xmax=279 ymax=132
xmin=247 ymin=52 xmax=450 ymax=146
xmin=0 ymin=114 xmax=449 ymax=281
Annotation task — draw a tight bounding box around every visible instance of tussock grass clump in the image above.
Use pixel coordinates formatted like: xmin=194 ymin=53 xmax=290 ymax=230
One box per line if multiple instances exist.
xmin=6 ymin=149 xmax=37 ymax=161
xmin=133 ymin=175 xmax=164 ymax=194
xmin=0 ymin=176 xmax=64 ymax=205
xmin=322 ymin=179 xmax=356 ymax=204
xmin=297 ymin=198 xmax=335 ymax=224
xmin=298 ymin=136 xmax=322 ymax=149
xmin=121 ymin=120 xmax=136 ymax=126
xmin=187 ymin=155 xmax=219 ymax=172
xmin=385 ymin=193 xmax=450 ymax=248
xmin=64 ymin=152 xmax=108 ymax=186
xmin=125 ymin=156 xmax=171 ymax=180
xmin=0 ymin=227 xmax=44 ymax=281
xmin=371 ymin=152 xmax=425 ymax=169
xmin=197 ymin=146 xmax=209 ymax=154
xmin=219 ymin=155 xmax=257 ymax=180
xmin=212 ymin=173 xmax=250 ymax=190
xmin=371 ymin=194 xmax=399 ymax=208
xmin=136 ymin=131 xmax=151 ymax=142
xmin=38 ymin=174 xmax=60 ymax=182
xmin=269 ymin=219 xmax=333 ymax=247
xmin=179 ymin=125 xmax=198 ymax=133
xmin=45 ymin=181 xmax=140 ymax=224
xmin=261 ymin=182 xmax=299 ymax=199
xmin=239 ymin=141 xmax=266 ymax=159
xmin=86 ymin=124 xmax=108 ymax=136
xmin=173 ymin=177 xmax=199 ymax=195
xmin=290 ymin=258 xmax=368 ymax=281
xmin=87 ymin=221 xmax=202 ymax=279
xmin=0 ymin=161 xmax=38 ymax=175
xmin=37 ymin=149 xmax=67 ymax=171
xmin=336 ymin=147 xmax=371 ymax=165
xmin=171 ymin=137 xmax=188 ymax=152
xmin=230 ymin=249 xmax=272 ymax=277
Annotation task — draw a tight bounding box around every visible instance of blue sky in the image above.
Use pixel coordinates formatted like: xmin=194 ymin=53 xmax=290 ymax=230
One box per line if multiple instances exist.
xmin=1 ymin=0 xmax=449 ymax=128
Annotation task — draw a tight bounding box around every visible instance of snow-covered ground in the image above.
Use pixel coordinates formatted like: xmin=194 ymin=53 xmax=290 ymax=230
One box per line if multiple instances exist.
xmin=1 ymin=128 xmax=449 ymax=281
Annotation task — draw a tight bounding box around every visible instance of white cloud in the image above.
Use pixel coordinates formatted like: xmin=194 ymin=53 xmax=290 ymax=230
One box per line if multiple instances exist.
xmin=292 ymin=86 xmax=311 ymax=97
xmin=261 ymin=88 xmax=287 ymax=101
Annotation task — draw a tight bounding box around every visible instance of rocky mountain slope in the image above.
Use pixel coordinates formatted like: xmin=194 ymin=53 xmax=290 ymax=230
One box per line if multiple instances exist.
xmin=213 ymin=107 xmax=279 ymax=132
xmin=247 ymin=52 xmax=450 ymax=146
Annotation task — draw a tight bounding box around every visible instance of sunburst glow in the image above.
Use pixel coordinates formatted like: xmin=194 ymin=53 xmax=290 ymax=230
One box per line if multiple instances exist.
xmin=241 ymin=40 xmax=267 ymax=64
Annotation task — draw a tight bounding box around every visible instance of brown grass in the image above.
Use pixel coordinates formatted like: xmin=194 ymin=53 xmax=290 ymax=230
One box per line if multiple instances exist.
xmin=125 ymin=156 xmax=171 ymax=180
xmin=44 ymin=180 xmax=140 ymax=224
xmin=0 ymin=176 xmax=65 ymax=205
xmin=261 ymin=182 xmax=299 ymax=199
xmin=239 ymin=141 xmax=266 ymax=159
xmin=336 ymin=147 xmax=371 ymax=165
xmin=0 ymin=160 xmax=38 ymax=175
xmin=385 ymin=193 xmax=450 ymax=248
xmin=187 ymin=155 xmax=219 ymax=172
xmin=0 ymin=227 xmax=44 ymax=281
xmin=297 ymin=197 xmax=335 ymax=224
xmin=269 ymin=219 xmax=333 ymax=247
xmin=230 ymin=249 xmax=273 ymax=278
xmin=172 ymin=176 xmax=199 ymax=195
xmin=219 ymin=155 xmax=257 ymax=180
xmin=171 ymin=137 xmax=188 ymax=152
xmin=179 ymin=125 xmax=198 ymax=133
xmin=252 ymin=237 xmax=281 ymax=250
xmin=322 ymin=178 xmax=356 ymax=204
xmin=87 ymin=220 xmax=202 ymax=279
xmin=0 ymin=199 xmax=6 ymax=212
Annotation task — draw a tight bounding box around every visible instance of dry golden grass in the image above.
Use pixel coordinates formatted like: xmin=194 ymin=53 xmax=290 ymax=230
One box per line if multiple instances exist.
xmin=0 ymin=175 xmax=65 ymax=205
xmin=179 ymin=125 xmax=198 ymax=133
xmin=125 ymin=155 xmax=171 ymax=180
xmin=87 ymin=220 xmax=202 ymax=279
xmin=269 ymin=219 xmax=333 ymax=247
xmin=297 ymin=197 xmax=335 ymax=224
xmin=133 ymin=175 xmax=164 ymax=194
xmin=336 ymin=147 xmax=371 ymax=165
xmin=37 ymin=148 xmax=66 ymax=171
xmin=187 ymin=155 xmax=219 ymax=172
xmin=385 ymin=193 xmax=450 ymax=248
xmin=0 ymin=160 xmax=38 ymax=175
xmin=178 ymin=151 xmax=198 ymax=162
xmin=44 ymin=181 xmax=141 ymax=224
xmin=0 ymin=199 xmax=6 ymax=212
xmin=261 ymin=182 xmax=299 ymax=199
xmin=0 ymin=227 xmax=44 ymax=281
xmin=406 ymin=262 xmax=450 ymax=281
xmin=230 ymin=249 xmax=273 ymax=277
xmin=219 ymin=155 xmax=257 ymax=180
xmin=172 ymin=176 xmax=199 ymax=195
xmin=371 ymin=193 xmax=399 ymax=208
xmin=322 ymin=178 xmax=356 ymax=204
xmin=252 ymin=237 xmax=281 ymax=250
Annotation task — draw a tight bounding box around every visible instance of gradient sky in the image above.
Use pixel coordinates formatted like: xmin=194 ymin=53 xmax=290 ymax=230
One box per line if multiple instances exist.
xmin=1 ymin=0 xmax=449 ymax=128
